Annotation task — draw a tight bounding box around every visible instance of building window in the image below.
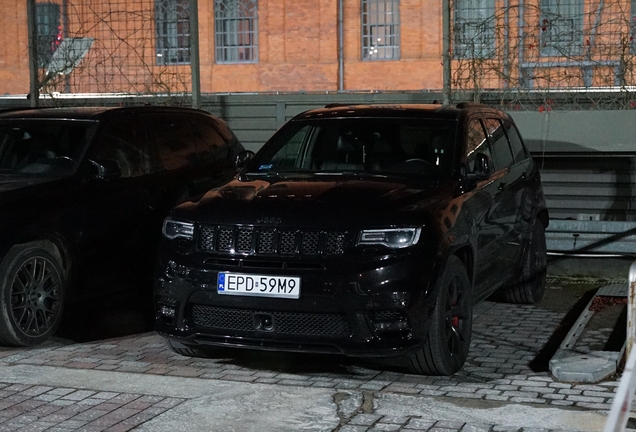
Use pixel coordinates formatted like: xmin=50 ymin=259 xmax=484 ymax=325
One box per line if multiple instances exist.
xmin=631 ymin=0 xmax=636 ymax=53
xmin=539 ymin=0 xmax=583 ymax=56
xmin=361 ymin=0 xmax=400 ymax=60
xmin=155 ymin=0 xmax=190 ymax=65
xmin=454 ymin=0 xmax=495 ymax=59
xmin=36 ymin=3 xmax=63 ymax=68
xmin=215 ymin=0 xmax=258 ymax=63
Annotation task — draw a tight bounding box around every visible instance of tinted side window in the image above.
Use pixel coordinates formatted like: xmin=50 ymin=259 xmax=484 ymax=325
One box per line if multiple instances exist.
xmin=146 ymin=115 xmax=197 ymax=171
xmin=190 ymin=117 xmax=230 ymax=162
xmin=465 ymin=118 xmax=491 ymax=172
xmin=502 ymin=120 xmax=528 ymax=162
xmin=93 ymin=119 xmax=153 ymax=178
xmin=483 ymin=118 xmax=513 ymax=170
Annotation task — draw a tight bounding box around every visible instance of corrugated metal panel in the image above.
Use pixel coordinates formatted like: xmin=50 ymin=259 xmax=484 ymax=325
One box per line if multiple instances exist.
xmin=535 ymin=154 xmax=636 ymax=222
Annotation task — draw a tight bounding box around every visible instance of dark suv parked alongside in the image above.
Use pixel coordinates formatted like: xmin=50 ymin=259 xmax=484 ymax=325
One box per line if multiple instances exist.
xmin=0 ymin=106 xmax=243 ymax=346
xmin=155 ymin=103 xmax=548 ymax=375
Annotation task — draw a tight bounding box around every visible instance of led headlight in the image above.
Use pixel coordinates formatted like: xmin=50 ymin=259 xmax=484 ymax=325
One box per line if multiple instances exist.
xmin=162 ymin=218 xmax=194 ymax=240
xmin=358 ymin=228 xmax=422 ymax=249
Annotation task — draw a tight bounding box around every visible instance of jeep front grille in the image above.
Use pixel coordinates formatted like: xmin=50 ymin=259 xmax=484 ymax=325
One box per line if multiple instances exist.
xmin=197 ymin=225 xmax=346 ymax=256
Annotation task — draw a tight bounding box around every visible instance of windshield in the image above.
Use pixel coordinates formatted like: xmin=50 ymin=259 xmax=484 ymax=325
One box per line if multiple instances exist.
xmin=0 ymin=119 xmax=97 ymax=177
xmin=248 ymin=117 xmax=457 ymax=179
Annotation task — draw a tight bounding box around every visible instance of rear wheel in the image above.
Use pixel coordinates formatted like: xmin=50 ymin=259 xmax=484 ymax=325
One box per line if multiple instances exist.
xmin=408 ymin=255 xmax=472 ymax=375
xmin=499 ymin=221 xmax=547 ymax=304
xmin=0 ymin=243 xmax=65 ymax=346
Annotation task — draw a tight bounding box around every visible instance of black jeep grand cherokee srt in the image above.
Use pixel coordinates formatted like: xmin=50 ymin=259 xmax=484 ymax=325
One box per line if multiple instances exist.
xmin=155 ymin=103 xmax=548 ymax=375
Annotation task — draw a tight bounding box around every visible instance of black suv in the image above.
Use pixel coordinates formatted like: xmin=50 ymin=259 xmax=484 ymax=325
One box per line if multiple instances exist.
xmin=155 ymin=103 xmax=548 ymax=375
xmin=0 ymin=106 xmax=243 ymax=346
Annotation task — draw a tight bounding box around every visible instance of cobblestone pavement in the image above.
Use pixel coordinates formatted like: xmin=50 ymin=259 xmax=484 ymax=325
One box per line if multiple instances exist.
xmin=0 ymin=279 xmax=630 ymax=431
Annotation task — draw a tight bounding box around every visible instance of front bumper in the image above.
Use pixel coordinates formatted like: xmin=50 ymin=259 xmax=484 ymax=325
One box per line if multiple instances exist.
xmin=154 ymin=252 xmax=439 ymax=358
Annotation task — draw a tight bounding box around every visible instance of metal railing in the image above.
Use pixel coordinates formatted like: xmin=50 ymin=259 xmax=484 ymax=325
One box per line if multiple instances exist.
xmin=603 ymin=260 xmax=636 ymax=432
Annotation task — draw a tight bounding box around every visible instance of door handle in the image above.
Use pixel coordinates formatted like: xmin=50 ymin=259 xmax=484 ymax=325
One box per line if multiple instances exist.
xmin=498 ymin=182 xmax=506 ymax=191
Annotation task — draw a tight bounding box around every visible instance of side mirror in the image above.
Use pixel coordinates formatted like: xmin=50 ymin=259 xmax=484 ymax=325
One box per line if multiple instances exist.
xmin=88 ymin=159 xmax=122 ymax=181
xmin=235 ymin=150 xmax=255 ymax=169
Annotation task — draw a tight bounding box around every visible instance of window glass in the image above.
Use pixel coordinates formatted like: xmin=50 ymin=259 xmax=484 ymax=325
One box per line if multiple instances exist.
xmin=35 ymin=3 xmax=62 ymax=68
xmin=361 ymin=0 xmax=400 ymax=60
xmin=93 ymin=119 xmax=154 ymax=178
xmin=215 ymin=0 xmax=258 ymax=63
xmin=155 ymin=0 xmax=190 ymax=65
xmin=146 ymin=115 xmax=197 ymax=171
xmin=249 ymin=118 xmax=457 ymax=180
xmin=190 ymin=117 xmax=230 ymax=162
xmin=483 ymin=118 xmax=513 ymax=170
xmin=454 ymin=0 xmax=495 ymax=59
xmin=632 ymin=0 xmax=636 ymax=54
xmin=502 ymin=120 xmax=528 ymax=162
xmin=539 ymin=0 xmax=583 ymax=56
xmin=465 ymin=118 xmax=491 ymax=172
xmin=0 ymin=120 xmax=95 ymax=176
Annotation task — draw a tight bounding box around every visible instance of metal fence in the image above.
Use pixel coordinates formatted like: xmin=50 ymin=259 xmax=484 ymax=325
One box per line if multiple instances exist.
xmin=450 ymin=0 xmax=636 ymax=109
xmin=22 ymin=0 xmax=636 ymax=109
xmin=31 ymin=0 xmax=193 ymax=105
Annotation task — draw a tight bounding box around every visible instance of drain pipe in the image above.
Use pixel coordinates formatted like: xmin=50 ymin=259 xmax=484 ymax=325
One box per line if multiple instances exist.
xmin=337 ymin=0 xmax=344 ymax=91
xmin=442 ymin=0 xmax=451 ymax=105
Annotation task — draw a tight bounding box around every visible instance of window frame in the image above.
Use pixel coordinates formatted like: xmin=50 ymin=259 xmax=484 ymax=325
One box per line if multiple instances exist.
xmin=35 ymin=2 xmax=62 ymax=68
xmin=631 ymin=0 xmax=636 ymax=54
xmin=539 ymin=0 xmax=583 ymax=57
xmin=214 ymin=0 xmax=259 ymax=64
xmin=361 ymin=0 xmax=401 ymax=61
xmin=155 ymin=0 xmax=191 ymax=66
xmin=453 ymin=0 xmax=496 ymax=59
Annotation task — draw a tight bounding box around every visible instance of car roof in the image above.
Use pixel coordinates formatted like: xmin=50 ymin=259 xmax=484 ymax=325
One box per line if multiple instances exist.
xmin=294 ymin=103 xmax=507 ymax=121
xmin=0 ymin=105 xmax=213 ymax=121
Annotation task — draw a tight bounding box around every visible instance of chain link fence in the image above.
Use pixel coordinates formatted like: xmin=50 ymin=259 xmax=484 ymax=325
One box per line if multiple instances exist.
xmin=451 ymin=0 xmax=636 ymax=110
xmin=34 ymin=0 xmax=192 ymax=105
xmin=28 ymin=0 xmax=636 ymax=110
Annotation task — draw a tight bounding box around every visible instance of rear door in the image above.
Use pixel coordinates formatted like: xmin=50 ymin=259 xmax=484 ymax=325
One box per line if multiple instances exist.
xmin=78 ymin=117 xmax=159 ymax=293
xmin=482 ymin=117 xmax=523 ymax=281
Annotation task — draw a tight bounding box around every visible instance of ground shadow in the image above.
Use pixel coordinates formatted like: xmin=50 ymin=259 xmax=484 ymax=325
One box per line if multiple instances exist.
xmin=55 ymin=289 xmax=154 ymax=343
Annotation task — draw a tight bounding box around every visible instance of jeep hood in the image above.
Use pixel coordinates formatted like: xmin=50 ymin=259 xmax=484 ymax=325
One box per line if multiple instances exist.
xmin=173 ymin=176 xmax=454 ymax=228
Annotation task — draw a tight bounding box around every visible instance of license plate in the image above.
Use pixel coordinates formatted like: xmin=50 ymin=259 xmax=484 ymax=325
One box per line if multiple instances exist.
xmin=217 ymin=272 xmax=300 ymax=299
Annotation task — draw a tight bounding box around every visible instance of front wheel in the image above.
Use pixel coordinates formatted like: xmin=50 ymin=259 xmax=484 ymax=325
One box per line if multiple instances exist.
xmin=0 ymin=243 xmax=65 ymax=346
xmin=408 ymin=255 xmax=472 ymax=376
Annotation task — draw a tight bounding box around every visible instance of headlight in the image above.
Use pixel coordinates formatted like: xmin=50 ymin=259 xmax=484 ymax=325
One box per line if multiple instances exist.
xmin=357 ymin=228 xmax=422 ymax=249
xmin=163 ymin=219 xmax=194 ymax=240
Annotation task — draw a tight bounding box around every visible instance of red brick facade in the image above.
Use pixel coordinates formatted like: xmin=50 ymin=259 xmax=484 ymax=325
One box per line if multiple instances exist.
xmin=0 ymin=1 xmax=444 ymax=95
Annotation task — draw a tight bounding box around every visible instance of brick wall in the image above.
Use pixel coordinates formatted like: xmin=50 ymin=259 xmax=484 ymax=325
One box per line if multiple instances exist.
xmin=0 ymin=0 xmax=444 ymax=95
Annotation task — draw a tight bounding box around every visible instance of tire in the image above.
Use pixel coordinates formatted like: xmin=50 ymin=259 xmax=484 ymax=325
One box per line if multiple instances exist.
xmin=0 ymin=243 xmax=65 ymax=346
xmin=499 ymin=220 xmax=547 ymax=304
xmin=166 ymin=340 xmax=216 ymax=358
xmin=408 ymin=255 xmax=473 ymax=376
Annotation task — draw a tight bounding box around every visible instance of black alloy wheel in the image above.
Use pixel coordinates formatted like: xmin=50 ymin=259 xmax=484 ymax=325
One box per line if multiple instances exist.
xmin=408 ymin=255 xmax=472 ymax=376
xmin=0 ymin=243 xmax=65 ymax=346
